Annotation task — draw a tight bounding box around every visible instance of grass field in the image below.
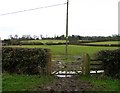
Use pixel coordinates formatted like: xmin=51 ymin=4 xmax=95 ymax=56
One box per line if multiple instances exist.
xmin=9 ymin=45 xmax=118 ymax=56
xmin=21 ymin=40 xmax=120 ymax=44
xmin=85 ymin=41 xmax=120 ymax=44
xmin=21 ymin=40 xmax=66 ymax=44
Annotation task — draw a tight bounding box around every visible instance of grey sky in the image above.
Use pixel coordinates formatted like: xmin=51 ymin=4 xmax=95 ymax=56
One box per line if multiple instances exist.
xmin=0 ymin=0 xmax=119 ymax=40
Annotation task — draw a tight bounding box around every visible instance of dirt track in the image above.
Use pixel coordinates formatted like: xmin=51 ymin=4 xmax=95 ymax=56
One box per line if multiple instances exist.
xmin=35 ymin=76 xmax=99 ymax=92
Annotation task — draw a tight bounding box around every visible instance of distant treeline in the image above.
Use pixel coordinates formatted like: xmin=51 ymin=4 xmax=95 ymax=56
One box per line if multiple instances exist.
xmin=2 ymin=34 xmax=120 ymax=45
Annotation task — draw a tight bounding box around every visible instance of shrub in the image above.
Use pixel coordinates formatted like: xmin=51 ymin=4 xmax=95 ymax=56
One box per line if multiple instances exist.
xmin=96 ymin=49 xmax=120 ymax=78
xmin=2 ymin=47 xmax=51 ymax=75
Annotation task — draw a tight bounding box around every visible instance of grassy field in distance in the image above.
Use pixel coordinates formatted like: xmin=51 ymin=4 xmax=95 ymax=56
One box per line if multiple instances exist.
xmin=8 ymin=45 xmax=118 ymax=56
xmin=84 ymin=41 xmax=120 ymax=44
xmin=21 ymin=40 xmax=66 ymax=43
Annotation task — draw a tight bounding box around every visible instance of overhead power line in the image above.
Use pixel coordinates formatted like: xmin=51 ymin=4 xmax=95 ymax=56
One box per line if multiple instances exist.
xmin=0 ymin=3 xmax=66 ymax=16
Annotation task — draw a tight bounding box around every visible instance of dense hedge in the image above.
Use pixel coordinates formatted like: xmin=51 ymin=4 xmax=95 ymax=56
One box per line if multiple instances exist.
xmin=96 ymin=49 xmax=120 ymax=78
xmin=2 ymin=47 xmax=51 ymax=75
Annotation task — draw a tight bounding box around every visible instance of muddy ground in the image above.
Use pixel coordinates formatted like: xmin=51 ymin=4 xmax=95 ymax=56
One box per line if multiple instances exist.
xmin=34 ymin=76 xmax=101 ymax=92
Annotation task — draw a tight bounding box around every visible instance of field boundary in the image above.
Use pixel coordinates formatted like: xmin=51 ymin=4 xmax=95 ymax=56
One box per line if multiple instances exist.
xmin=75 ymin=43 xmax=120 ymax=47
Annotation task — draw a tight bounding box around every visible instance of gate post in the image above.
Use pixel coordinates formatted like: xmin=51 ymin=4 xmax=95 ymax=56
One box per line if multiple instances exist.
xmin=83 ymin=53 xmax=90 ymax=76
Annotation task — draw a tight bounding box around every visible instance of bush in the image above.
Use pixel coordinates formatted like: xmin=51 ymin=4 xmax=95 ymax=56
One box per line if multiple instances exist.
xmin=2 ymin=47 xmax=51 ymax=75
xmin=96 ymin=49 xmax=120 ymax=78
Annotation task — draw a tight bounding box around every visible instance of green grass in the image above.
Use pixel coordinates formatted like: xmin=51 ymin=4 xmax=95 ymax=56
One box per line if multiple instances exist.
xmin=85 ymin=41 xmax=120 ymax=45
xmin=21 ymin=40 xmax=120 ymax=45
xmin=3 ymin=73 xmax=120 ymax=92
xmin=8 ymin=45 xmax=118 ymax=56
xmin=80 ymin=76 xmax=120 ymax=92
xmin=2 ymin=43 xmax=120 ymax=92
xmin=2 ymin=73 xmax=55 ymax=91
xmin=21 ymin=40 xmax=66 ymax=43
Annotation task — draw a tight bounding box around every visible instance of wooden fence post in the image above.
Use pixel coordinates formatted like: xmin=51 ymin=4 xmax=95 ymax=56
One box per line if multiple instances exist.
xmin=83 ymin=53 xmax=90 ymax=76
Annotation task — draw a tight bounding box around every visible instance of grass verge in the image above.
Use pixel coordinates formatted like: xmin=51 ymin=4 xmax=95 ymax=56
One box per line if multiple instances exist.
xmin=2 ymin=73 xmax=55 ymax=91
xmin=80 ymin=76 xmax=120 ymax=92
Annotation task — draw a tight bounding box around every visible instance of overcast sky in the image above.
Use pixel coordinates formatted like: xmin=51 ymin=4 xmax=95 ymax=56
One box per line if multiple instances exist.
xmin=0 ymin=0 xmax=119 ymax=40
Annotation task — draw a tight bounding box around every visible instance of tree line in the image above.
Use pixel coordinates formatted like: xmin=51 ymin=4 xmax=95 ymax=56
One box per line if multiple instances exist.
xmin=5 ymin=34 xmax=120 ymax=41
xmin=2 ymin=34 xmax=120 ymax=45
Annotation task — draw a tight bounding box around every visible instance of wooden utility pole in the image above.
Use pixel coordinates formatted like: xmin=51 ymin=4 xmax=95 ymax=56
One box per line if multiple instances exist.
xmin=66 ymin=0 xmax=69 ymax=57
xmin=65 ymin=0 xmax=69 ymax=77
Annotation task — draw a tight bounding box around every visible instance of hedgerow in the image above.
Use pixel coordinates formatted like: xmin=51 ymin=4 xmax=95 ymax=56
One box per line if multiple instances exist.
xmin=96 ymin=49 xmax=120 ymax=78
xmin=2 ymin=47 xmax=51 ymax=75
